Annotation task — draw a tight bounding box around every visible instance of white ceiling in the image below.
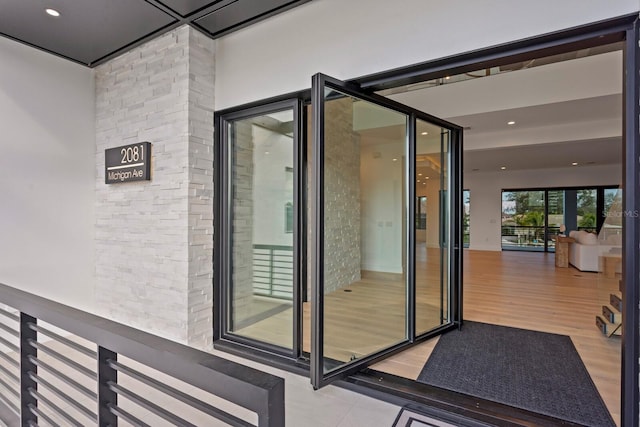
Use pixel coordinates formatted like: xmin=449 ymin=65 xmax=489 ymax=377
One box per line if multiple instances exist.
xmin=385 ymin=48 xmax=624 ymax=173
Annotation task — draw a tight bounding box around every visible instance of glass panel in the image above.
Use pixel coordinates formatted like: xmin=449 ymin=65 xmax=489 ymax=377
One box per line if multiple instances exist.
xmin=501 ymin=190 xmax=545 ymax=251
xmin=546 ymin=190 xmax=564 ymax=251
xmin=597 ymin=188 xmax=622 ymax=308
xmin=322 ymin=87 xmax=408 ymax=373
xmin=416 ymin=120 xmax=450 ymax=335
xmin=463 ymin=190 xmax=470 ymax=248
xmin=577 ymin=189 xmax=597 ymax=232
xmin=229 ymin=108 xmax=294 ymax=349
xmin=604 ymin=188 xmax=619 ymax=215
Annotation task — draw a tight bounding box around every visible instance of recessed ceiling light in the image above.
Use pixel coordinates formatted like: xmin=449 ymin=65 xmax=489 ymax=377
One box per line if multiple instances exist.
xmin=392 ymin=158 xmax=397 ymax=162
xmin=265 ymin=151 xmax=270 ymax=155
xmin=507 ymin=121 xmax=515 ymax=125
xmin=445 ymin=76 xmax=450 ymax=80
xmin=418 ymin=173 xmax=422 ymax=176
xmin=421 ymin=132 xmax=428 ymax=135
xmin=572 ymin=162 xmax=578 ymax=166
xmin=500 ymin=166 xmax=507 ymax=170
xmin=45 ymin=8 xmax=60 ymax=17
xmin=426 ymin=177 xmax=430 ymax=180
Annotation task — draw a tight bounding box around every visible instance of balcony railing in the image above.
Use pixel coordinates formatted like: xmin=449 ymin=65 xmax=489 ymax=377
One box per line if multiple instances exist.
xmin=253 ymin=245 xmax=293 ymax=300
xmin=501 ymin=225 xmax=562 ymax=250
xmin=0 ymin=282 xmax=284 ymax=426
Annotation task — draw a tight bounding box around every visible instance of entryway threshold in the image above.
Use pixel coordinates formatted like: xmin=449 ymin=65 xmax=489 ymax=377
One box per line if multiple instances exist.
xmin=338 ymin=369 xmax=585 ymax=427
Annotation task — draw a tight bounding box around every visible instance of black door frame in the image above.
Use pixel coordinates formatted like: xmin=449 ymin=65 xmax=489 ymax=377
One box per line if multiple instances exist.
xmin=310 ymin=73 xmax=463 ymax=389
xmin=214 ymin=12 xmax=639 ymax=425
xmin=214 ymin=98 xmax=305 ymax=359
xmin=352 ymin=14 xmax=639 ymax=426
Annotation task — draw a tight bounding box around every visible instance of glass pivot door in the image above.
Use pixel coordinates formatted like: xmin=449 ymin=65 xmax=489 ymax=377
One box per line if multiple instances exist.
xmin=310 ymin=73 xmax=463 ymax=389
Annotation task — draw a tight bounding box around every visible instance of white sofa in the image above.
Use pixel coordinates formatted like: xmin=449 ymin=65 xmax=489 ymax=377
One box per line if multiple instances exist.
xmin=567 ymin=230 xmax=623 ymax=273
xmin=568 ymin=230 xmax=599 ymax=272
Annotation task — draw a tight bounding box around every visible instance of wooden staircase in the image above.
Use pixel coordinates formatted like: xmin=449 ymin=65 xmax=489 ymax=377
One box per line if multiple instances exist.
xmin=596 ymin=280 xmax=623 ymax=337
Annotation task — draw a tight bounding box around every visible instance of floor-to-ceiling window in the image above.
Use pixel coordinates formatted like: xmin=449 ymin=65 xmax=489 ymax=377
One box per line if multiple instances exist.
xmin=501 ymin=186 xmax=618 ymax=252
xmin=501 ymin=190 xmax=546 ymax=251
xmin=217 ymin=100 xmax=299 ymax=353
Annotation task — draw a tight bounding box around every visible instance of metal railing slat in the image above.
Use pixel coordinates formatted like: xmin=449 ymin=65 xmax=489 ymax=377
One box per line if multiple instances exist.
xmin=108 ymin=403 xmax=151 ymax=427
xmin=0 ymin=321 xmax=18 ymax=339
xmin=0 ymin=308 xmax=19 ymax=323
xmin=28 ymin=323 xmax=97 ymax=359
xmin=110 ymin=360 xmax=252 ymax=427
xmin=27 ymin=357 xmax=97 ymax=401
xmin=0 ymin=362 xmax=19 ymax=384
xmin=28 ymin=340 xmax=97 ymax=380
xmin=0 ymin=335 xmax=19 ymax=354
xmin=28 ymin=387 xmax=84 ymax=427
xmin=109 ymin=382 xmax=199 ymax=427
xmin=29 ymin=372 xmax=97 ymax=422
xmin=0 ymin=349 xmax=19 ymax=369
xmin=28 ymin=402 xmax=60 ymax=427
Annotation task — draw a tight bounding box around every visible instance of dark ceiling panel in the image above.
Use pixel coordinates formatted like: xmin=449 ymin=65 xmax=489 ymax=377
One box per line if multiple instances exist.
xmin=155 ymin=0 xmax=226 ymax=17
xmin=0 ymin=0 xmax=309 ymax=67
xmin=0 ymin=0 xmax=176 ymax=65
xmin=195 ymin=0 xmax=307 ymax=37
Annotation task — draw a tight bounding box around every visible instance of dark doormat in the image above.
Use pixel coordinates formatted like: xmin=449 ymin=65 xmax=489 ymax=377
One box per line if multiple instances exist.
xmin=416 ymin=321 xmax=615 ymax=427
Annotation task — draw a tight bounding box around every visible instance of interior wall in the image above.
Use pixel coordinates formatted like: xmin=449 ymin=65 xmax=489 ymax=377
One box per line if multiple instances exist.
xmin=464 ymin=163 xmax=621 ymax=251
xmin=215 ymin=0 xmax=638 ymax=110
xmin=360 ymin=140 xmax=404 ymax=273
xmin=0 ymin=37 xmax=96 ymax=312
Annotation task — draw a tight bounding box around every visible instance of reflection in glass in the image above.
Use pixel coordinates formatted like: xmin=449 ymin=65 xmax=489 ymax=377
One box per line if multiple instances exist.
xmin=321 ymin=88 xmax=408 ymax=373
xmin=546 ymin=190 xmax=564 ymax=251
xmin=229 ymin=109 xmax=294 ymax=349
xmin=463 ymin=190 xmax=470 ymax=248
xmin=577 ymin=189 xmax=597 ymax=232
xmin=415 ymin=119 xmax=450 ymax=335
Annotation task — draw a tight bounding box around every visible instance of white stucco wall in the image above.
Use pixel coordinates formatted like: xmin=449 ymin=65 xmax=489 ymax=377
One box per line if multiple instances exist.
xmin=0 ymin=37 xmax=96 ymax=312
xmin=215 ymin=0 xmax=639 ymax=110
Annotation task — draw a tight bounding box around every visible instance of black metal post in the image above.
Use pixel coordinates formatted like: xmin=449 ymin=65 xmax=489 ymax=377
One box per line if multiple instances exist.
xmin=257 ymin=379 xmax=285 ymax=427
xmin=98 ymin=347 xmax=118 ymax=426
xmin=19 ymin=313 xmax=37 ymax=427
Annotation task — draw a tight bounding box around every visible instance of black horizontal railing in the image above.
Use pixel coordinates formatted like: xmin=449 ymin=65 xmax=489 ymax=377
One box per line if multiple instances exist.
xmin=501 ymin=225 xmax=561 ymax=248
xmin=0 ymin=282 xmax=284 ymax=426
xmin=252 ymin=245 xmax=293 ymax=300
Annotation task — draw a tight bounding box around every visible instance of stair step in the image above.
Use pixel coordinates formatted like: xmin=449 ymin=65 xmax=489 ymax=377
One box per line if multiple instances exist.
xmin=596 ymin=315 xmax=622 ymax=337
xmin=610 ymin=294 xmax=622 ymax=313
xmin=602 ymin=305 xmax=622 ymax=324
xmin=596 ymin=315 xmax=607 ymax=334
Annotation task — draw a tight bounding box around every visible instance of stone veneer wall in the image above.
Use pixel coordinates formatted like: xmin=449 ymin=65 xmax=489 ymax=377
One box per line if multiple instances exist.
xmin=95 ymin=26 xmax=215 ymax=348
xmin=323 ymin=97 xmax=361 ymax=293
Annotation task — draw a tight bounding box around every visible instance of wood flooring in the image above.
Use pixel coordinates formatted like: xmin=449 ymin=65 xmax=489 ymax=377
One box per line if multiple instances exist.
xmin=236 ymin=248 xmax=621 ymax=425
xmin=373 ymin=249 xmax=621 ymax=426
